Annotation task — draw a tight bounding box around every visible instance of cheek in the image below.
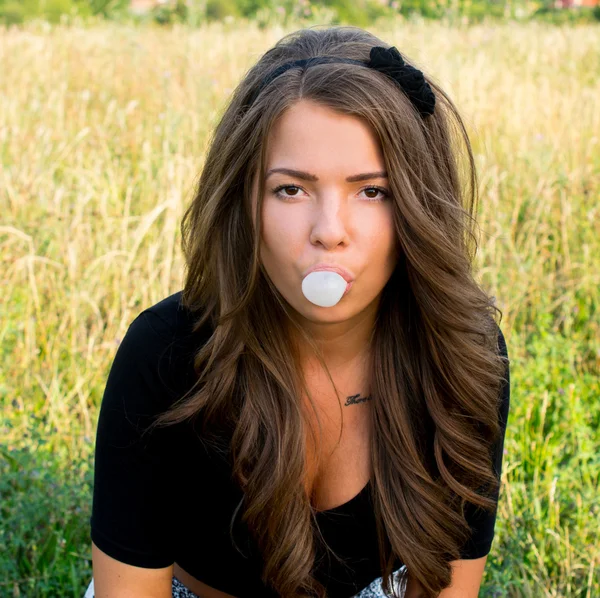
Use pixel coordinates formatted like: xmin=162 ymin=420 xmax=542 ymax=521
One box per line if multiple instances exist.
xmin=363 ymin=216 xmax=398 ymax=273
xmin=260 ymin=204 xmax=303 ymax=261
xmin=267 ymin=195 xmax=308 ymax=228
xmin=364 ymin=211 xmax=395 ymax=247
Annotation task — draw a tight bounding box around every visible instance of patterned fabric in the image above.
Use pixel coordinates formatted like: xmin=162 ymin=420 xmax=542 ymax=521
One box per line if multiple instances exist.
xmin=353 ymin=565 xmax=407 ymax=597
xmin=83 ymin=566 xmax=407 ymax=597
xmin=171 ymin=576 xmax=202 ymax=597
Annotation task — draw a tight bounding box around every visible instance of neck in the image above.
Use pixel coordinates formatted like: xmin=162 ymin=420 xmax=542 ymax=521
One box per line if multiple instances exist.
xmin=289 ymin=298 xmax=378 ymax=372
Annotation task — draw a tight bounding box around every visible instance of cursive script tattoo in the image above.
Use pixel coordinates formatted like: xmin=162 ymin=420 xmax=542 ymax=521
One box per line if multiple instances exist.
xmin=344 ymin=393 xmax=373 ymax=406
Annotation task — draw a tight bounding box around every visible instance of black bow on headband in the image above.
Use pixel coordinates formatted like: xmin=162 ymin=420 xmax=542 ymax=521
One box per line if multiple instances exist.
xmin=368 ymin=46 xmax=436 ymax=117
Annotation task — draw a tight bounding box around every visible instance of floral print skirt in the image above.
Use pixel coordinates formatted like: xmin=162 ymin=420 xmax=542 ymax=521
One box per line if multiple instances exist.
xmin=83 ymin=565 xmax=407 ymax=597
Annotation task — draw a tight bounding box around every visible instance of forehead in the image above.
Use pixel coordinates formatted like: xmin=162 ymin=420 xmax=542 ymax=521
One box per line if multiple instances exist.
xmin=264 ymin=100 xmax=385 ymax=172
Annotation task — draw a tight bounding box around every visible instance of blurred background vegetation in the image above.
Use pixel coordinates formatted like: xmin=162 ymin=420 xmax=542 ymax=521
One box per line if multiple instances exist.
xmin=0 ymin=0 xmax=599 ymax=26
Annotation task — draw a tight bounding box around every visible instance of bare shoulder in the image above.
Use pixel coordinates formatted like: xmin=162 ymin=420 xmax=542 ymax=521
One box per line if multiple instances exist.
xmin=92 ymin=542 xmax=174 ymax=598
xmin=404 ymin=556 xmax=488 ymax=598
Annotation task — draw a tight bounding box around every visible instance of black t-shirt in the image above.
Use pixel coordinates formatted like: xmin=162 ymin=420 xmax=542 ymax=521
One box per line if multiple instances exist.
xmin=90 ymin=291 xmax=510 ymax=598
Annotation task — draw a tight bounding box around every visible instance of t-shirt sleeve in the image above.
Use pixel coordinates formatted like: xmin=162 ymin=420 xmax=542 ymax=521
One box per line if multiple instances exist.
xmin=458 ymin=324 xmax=511 ymax=560
xmin=90 ymin=310 xmax=178 ymax=568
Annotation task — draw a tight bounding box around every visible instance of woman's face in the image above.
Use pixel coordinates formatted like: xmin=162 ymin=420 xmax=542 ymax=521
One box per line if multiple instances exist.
xmin=250 ymin=99 xmax=398 ymax=325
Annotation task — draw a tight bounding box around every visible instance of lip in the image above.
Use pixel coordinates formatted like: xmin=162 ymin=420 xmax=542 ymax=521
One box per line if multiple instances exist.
xmin=303 ymin=263 xmax=355 ymax=284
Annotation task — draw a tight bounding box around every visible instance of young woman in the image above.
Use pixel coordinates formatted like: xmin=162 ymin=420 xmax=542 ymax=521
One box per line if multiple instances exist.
xmin=88 ymin=25 xmax=510 ymax=598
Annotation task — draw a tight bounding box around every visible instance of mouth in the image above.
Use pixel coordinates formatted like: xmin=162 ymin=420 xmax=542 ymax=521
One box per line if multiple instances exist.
xmin=303 ymin=263 xmax=355 ymax=285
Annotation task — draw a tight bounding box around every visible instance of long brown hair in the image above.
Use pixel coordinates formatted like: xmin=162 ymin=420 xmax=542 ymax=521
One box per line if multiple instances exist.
xmin=147 ymin=26 xmax=508 ymax=597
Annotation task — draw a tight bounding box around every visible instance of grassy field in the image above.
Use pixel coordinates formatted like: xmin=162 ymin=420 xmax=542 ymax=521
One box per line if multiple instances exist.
xmin=1 ymin=17 xmax=599 ymax=598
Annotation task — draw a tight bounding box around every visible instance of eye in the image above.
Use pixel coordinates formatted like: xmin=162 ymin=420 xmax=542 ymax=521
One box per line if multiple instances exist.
xmin=270 ymin=184 xmax=306 ymax=201
xmin=360 ymin=186 xmax=390 ymax=202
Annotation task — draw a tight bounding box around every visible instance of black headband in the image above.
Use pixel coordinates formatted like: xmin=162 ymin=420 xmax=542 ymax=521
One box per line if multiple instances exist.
xmin=248 ymin=46 xmax=436 ymax=118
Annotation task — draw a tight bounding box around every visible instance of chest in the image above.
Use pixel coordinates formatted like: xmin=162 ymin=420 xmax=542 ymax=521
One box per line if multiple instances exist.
xmin=300 ymin=367 xmax=373 ymax=512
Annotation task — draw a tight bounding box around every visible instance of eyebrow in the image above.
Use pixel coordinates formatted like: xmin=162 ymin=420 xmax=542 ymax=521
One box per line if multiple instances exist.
xmin=265 ymin=168 xmax=388 ymax=183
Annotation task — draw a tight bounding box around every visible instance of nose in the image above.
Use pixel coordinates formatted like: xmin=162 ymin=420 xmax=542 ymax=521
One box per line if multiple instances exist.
xmin=309 ymin=193 xmax=350 ymax=249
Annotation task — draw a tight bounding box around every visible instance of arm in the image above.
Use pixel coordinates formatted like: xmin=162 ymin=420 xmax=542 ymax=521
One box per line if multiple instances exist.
xmin=90 ymin=311 xmax=180 ymax=595
xmin=404 ymin=556 xmax=488 ymax=598
xmin=92 ymin=542 xmax=174 ymax=598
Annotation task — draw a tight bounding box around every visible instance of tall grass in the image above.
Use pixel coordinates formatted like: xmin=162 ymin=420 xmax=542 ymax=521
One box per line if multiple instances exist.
xmin=0 ymin=18 xmax=598 ymax=597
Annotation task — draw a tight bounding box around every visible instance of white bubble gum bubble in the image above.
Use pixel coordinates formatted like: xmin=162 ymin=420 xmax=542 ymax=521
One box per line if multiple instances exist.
xmin=301 ymin=271 xmax=347 ymax=307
